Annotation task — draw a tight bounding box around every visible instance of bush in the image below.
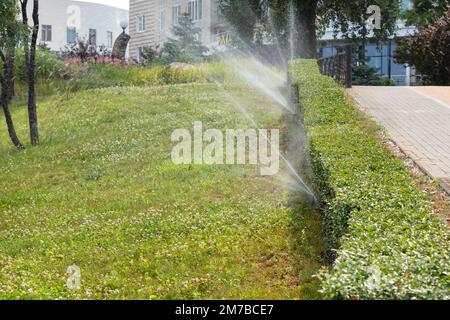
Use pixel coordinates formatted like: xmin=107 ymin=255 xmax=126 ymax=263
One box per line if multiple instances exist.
xmin=15 ymin=47 xmax=62 ymax=82
xmin=63 ymin=63 xmax=208 ymax=89
xmin=289 ymin=60 xmax=450 ymax=300
xmin=138 ymin=45 xmax=161 ymax=66
xmin=52 ymin=61 xmax=241 ymax=93
xmin=13 ymin=58 xmax=243 ymax=96
xmin=352 ymin=63 xmax=386 ymax=86
xmin=395 ymin=8 xmax=450 ymax=85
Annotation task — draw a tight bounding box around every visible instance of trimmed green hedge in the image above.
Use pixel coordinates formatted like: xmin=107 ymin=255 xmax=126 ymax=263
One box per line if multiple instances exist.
xmin=289 ymin=60 xmax=450 ymax=300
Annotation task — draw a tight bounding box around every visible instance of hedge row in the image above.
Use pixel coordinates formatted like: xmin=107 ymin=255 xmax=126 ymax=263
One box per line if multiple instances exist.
xmin=289 ymin=60 xmax=450 ymax=300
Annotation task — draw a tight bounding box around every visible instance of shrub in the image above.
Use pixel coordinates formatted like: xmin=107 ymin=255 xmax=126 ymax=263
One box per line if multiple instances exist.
xmin=352 ymin=63 xmax=385 ymax=86
xmin=138 ymin=45 xmax=161 ymax=66
xmin=395 ymin=8 xmax=450 ymax=85
xmin=53 ymin=61 xmax=241 ymax=93
xmin=14 ymin=59 xmax=240 ymax=97
xmin=289 ymin=59 xmax=450 ymax=300
xmin=69 ymin=63 xmax=207 ymax=88
xmin=15 ymin=47 xmax=62 ymax=82
xmin=60 ymin=39 xmax=128 ymax=65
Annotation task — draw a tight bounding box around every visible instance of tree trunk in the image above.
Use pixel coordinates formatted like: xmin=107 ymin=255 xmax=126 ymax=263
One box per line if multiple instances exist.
xmin=1 ymin=51 xmax=25 ymax=150
xmin=295 ymin=0 xmax=318 ymax=59
xmin=357 ymin=25 xmax=368 ymax=64
xmin=20 ymin=0 xmax=30 ymax=76
xmin=25 ymin=0 xmax=40 ymax=145
xmin=5 ymin=47 xmax=15 ymax=102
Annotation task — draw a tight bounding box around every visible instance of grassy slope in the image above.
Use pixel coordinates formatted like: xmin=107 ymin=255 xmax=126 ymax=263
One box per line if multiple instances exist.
xmin=0 ymin=84 xmax=324 ymax=299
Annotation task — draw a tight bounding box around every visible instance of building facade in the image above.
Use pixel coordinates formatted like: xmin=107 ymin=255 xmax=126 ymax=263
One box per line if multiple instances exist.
xmin=319 ymin=0 xmax=416 ymax=85
xmin=22 ymin=0 xmax=128 ymax=52
xmin=129 ymin=0 xmax=227 ymax=61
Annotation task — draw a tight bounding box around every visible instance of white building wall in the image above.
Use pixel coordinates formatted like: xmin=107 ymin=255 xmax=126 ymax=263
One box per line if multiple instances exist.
xmin=129 ymin=0 xmax=227 ymax=60
xmin=23 ymin=0 xmax=129 ymax=52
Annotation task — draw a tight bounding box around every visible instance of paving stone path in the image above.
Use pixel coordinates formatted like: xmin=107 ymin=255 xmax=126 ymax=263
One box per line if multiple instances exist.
xmin=348 ymin=86 xmax=450 ymax=194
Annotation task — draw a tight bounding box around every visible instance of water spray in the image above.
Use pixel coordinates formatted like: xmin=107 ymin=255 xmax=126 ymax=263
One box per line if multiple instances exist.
xmin=211 ymin=78 xmax=317 ymax=204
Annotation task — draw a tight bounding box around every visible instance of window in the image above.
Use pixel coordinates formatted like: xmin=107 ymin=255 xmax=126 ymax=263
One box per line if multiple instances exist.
xmin=89 ymin=29 xmax=97 ymax=46
xmin=67 ymin=27 xmax=76 ymax=44
xmin=159 ymin=0 xmax=165 ymax=32
xmin=41 ymin=25 xmax=52 ymax=42
xmin=136 ymin=15 xmax=145 ymax=32
xmin=172 ymin=0 xmax=181 ymax=25
xmin=188 ymin=0 xmax=202 ymax=21
xmin=107 ymin=31 xmax=113 ymax=47
xmin=136 ymin=47 xmax=143 ymax=63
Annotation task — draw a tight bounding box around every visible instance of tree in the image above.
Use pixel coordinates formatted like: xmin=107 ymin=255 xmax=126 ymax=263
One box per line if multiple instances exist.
xmin=218 ymin=0 xmax=318 ymax=58
xmin=263 ymin=0 xmax=319 ymax=58
xmin=218 ymin=0 xmax=404 ymax=59
xmin=0 ymin=0 xmax=25 ymax=150
xmin=4 ymin=47 xmax=15 ymax=103
xmin=396 ymin=8 xmax=450 ymax=84
xmin=323 ymin=1 xmax=402 ymax=39
xmin=218 ymin=0 xmax=264 ymax=46
xmin=161 ymin=13 xmax=208 ymax=63
xmin=291 ymin=0 xmax=318 ymax=58
xmin=404 ymin=0 xmax=450 ymax=27
xmin=325 ymin=0 xmax=402 ymax=66
xmin=20 ymin=0 xmax=40 ymax=146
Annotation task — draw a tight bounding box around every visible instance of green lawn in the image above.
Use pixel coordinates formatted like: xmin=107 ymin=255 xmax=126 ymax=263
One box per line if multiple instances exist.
xmin=0 ymin=83 xmax=325 ymax=299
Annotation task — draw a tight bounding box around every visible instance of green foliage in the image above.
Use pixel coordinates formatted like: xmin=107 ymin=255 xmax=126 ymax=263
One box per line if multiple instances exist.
xmin=139 ymin=46 xmax=161 ymax=66
xmin=404 ymin=0 xmax=450 ymax=27
xmin=352 ymin=63 xmax=386 ymax=85
xmin=161 ymin=13 xmax=208 ymax=64
xmin=218 ymin=0 xmax=404 ymax=55
xmin=14 ymin=47 xmax=62 ymax=82
xmin=10 ymin=59 xmax=243 ymax=99
xmin=217 ymin=0 xmax=263 ymax=45
xmin=396 ymin=8 xmax=450 ymax=85
xmin=323 ymin=0 xmax=403 ymax=41
xmin=219 ymin=0 xmax=317 ymax=56
xmin=61 ymin=63 xmax=207 ymax=90
xmin=289 ymin=60 xmax=450 ymax=299
xmin=0 ymin=0 xmax=22 ymax=51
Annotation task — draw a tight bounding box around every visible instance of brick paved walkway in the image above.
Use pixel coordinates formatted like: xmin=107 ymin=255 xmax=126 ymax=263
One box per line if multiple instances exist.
xmin=348 ymin=86 xmax=450 ymax=194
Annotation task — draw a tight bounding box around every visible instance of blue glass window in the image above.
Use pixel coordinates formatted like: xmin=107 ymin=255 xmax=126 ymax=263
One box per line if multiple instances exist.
xmin=67 ymin=27 xmax=76 ymax=44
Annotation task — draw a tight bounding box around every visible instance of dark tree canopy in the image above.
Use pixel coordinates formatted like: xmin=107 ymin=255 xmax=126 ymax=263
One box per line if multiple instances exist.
xmin=218 ymin=0 xmax=319 ymax=58
xmin=0 ymin=0 xmax=22 ymax=49
xmin=396 ymin=8 xmax=450 ymax=84
xmin=322 ymin=0 xmax=402 ymax=41
xmin=404 ymin=0 xmax=450 ymax=27
xmin=218 ymin=0 xmax=405 ymax=59
xmin=218 ymin=0 xmax=264 ymax=45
